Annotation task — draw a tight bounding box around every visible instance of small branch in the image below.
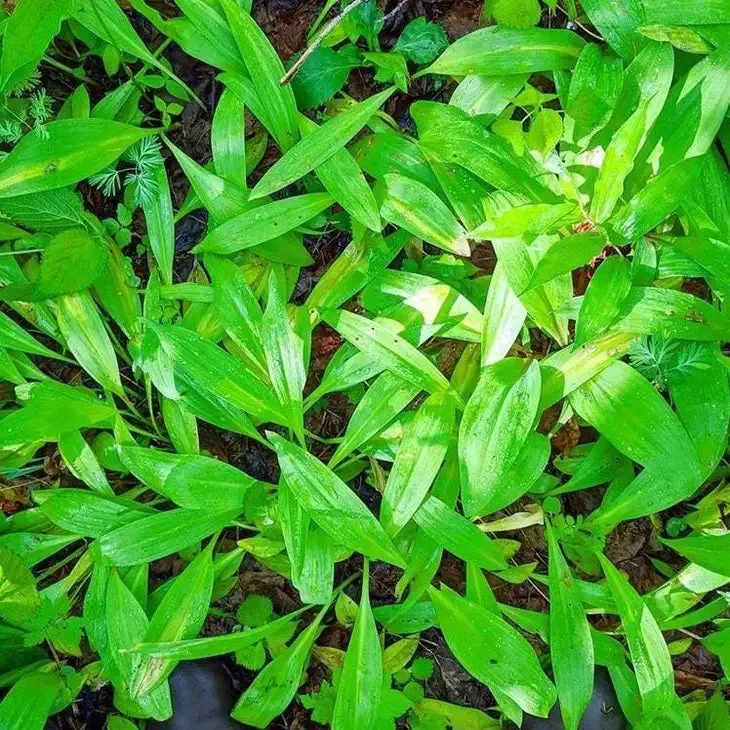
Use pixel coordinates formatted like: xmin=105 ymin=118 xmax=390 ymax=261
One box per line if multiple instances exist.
xmin=280 ymin=0 xmax=368 ymax=86
xmin=383 ymin=0 xmax=410 ymax=24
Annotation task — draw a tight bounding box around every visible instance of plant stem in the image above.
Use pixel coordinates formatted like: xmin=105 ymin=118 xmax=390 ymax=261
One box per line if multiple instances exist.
xmin=280 ymin=0 xmax=368 ymax=86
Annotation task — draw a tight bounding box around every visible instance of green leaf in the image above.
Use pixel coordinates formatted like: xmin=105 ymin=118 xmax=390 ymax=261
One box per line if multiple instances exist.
xmin=459 ymin=358 xmax=541 ymax=518
xmin=547 ymin=524 xmax=594 ymax=730
xmin=268 ymin=432 xmax=404 ymax=567
xmin=291 ymin=45 xmax=359 ymax=110
xmin=423 ymin=27 xmax=585 ymax=77
xmin=429 ymin=585 xmax=556 ymax=716
xmin=58 ymin=430 xmax=114 ymax=495
xmin=643 ymin=0 xmax=730 ymax=25
xmin=485 ymin=0 xmax=541 ymax=28
xmin=118 ymin=445 xmax=258 ymax=511
xmin=218 ymin=0 xmax=298 ymax=151
xmin=395 ymin=18 xmax=448 ymax=65
xmin=322 ymin=308 xmax=452 ymax=398
xmin=380 ymin=174 xmax=469 ymax=257
xmin=231 ymin=604 xmax=329 ymax=727
xmin=205 ymin=254 xmax=267 ymax=382
xmin=381 ymin=391 xmax=455 ymax=536
xmin=0 ymin=120 xmax=154 ymax=199
xmin=597 ymin=553 xmax=689 ymax=726
xmin=192 ymin=193 xmax=333 ymax=255
xmin=141 ymin=163 xmax=175 ymax=286
xmin=481 ymin=263 xmax=527 ymax=366
xmin=105 ymin=569 xmax=172 ymax=719
xmin=300 ymin=115 xmax=381 ymax=232
xmin=663 ymin=534 xmax=730 ymax=578
xmin=131 ymin=543 xmax=214 ymax=696
xmin=0 ymin=672 xmax=62 ymax=730
xmin=329 ymin=371 xmax=420 ymax=469
xmin=212 ymin=88 xmax=247 ymax=188
xmin=97 ymin=508 xmax=238 ymax=566
xmin=262 ymin=271 xmax=306 ymax=442
xmin=38 ymin=489 xmax=147 ymax=537
xmin=251 ymin=87 xmax=394 ymax=199
xmin=0 ymin=0 xmax=77 ymax=93
xmin=37 ymin=228 xmax=107 ymax=297
xmin=0 ymin=310 xmax=64 ymax=361
xmin=574 ymin=256 xmax=632 ymax=347
xmin=148 ymin=322 xmax=286 ymax=427
xmin=527 ymin=108 xmax=563 ymax=158
xmin=332 ymin=561 xmax=382 ymax=730
xmin=566 ymin=44 xmax=623 ymax=144
xmin=413 ymin=497 xmax=508 ymax=571
xmin=579 ymin=0 xmax=645 ymax=59
xmin=133 ymin=609 xmax=307 ymax=660
xmin=54 ymin=292 xmax=123 ymax=395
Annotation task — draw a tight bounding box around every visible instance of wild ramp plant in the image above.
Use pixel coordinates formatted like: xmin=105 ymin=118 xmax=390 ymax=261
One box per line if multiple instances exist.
xmin=0 ymin=0 xmax=729 ymax=728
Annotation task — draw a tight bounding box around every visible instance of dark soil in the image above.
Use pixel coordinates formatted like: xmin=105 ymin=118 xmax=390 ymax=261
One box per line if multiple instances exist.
xmin=26 ymin=1 xmax=723 ymax=728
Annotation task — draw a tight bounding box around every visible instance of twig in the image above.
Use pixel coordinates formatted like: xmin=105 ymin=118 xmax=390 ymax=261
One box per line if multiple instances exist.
xmin=383 ymin=0 xmax=410 ymax=23
xmin=280 ymin=0 xmax=368 ymax=86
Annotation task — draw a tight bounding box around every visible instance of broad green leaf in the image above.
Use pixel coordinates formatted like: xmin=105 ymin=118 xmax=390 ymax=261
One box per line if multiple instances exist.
xmin=149 ymin=323 xmax=286 ymax=426
xmin=296 ymin=524 xmax=334 ymax=605
xmin=205 ymin=254 xmax=267 ymax=382
xmin=459 ymin=358 xmax=541 ymax=518
xmin=212 ymin=88 xmax=247 ymax=188
xmin=610 ymin=158 xmax=704 ymax=243
xmin=0 ymin=120 xmax=153 ymax=199
xmin=416 ymin=104 xmax=552 ymax=202
xmin=570 ymin=361 xmax=701 ymax=478
xmin=142 ymin=164 xmax=175 ymax=286
xmin=306 ymin=228 xmax=405 ymax=313
xmin=58 ymin=430 xmax=113 ymax=495
xmin=37 ymin=227 xmax=106 ymax=297
xmin=526 ymin=231 xmax=607 ymax=289
xmin=574 ymin=256 xmax=632 ymax=347
xmin=450 ymin=73 xmax=527 ymax=117
xmin=118 ymin=445 xmax=258 ymax=511
xmin=98 ymin=508 xmax=238 ymax=566
xmin=380 ymin=174 xmax=469 ymax=256
xmin=615 ymin=287 xmax=730 ymax=341
xmin=430 ymin=585 xmax=556 ymax=716
xmin=251 ymin=87 xmax=394 ymax=199
xmin=538 ymin=331 xmax=635 ymax=410
xmin=485 ymin=0 xmax=541 ymax=29
xmin=231 ymin=604 xmax=329 ymax=727
xmin=332 ymin=562 xmax=382 ymax=730
xmin=579 ymin=0 xmax=645 ymax=59
xmin=290 ymin=45 xmax=359 ymax=110
xmin=322 ymin=308 xmax=452 ymax=397
xmin=161 ymin=397 xmax=199 ymax=455
xmin=300 ymin=115 xmax=380 ymax=232
xmin=547 ymin=524 xmax=594 ymax=730
xmin=131 ymin=543 xmax=214 ymax=696
xmin=469 ymin=203 xmax=580 ymax=242
xmin=0 ymin=310 xmax=65 ymax=361
xmin=105 ymin=569 xmax=172 ymax=720
xmin=262 ymin=271 xmax=306 ymax=442
xmin=268 ymin=432 xmax=404 ymax=567
xmin=0 ymin=672 xmax=62 ymax=730
xmin=0 ymin=380 xmax=116 ymax=449
xmin=351 ymin=132 xmax=441 ymax=193
xmin=597 ymin=553 xmax=689 ymax=727
xmin=643 ymin=0 xmax=730 ymax=25
xmin=219 ymin=0 xmax=298 ymax=152
xmin=192 ymin=193 xmax=333 ymax=255
xmin=38 ymin=489 xmax=147 ymax=537
xmin=413 ymin=497 xmax=508 ymax=571
xmin=133 ymin=608 xmax=307 ymax=660
xmin=423 ymin=27 xmax=584 ymax=76
xmin=329 ymin=371 xmax=420 ymax=469
xmin=663 ymin=534 xmax=730 ymax=578
xmin=381 ymin=391 xmax=455 ymax=536
xmin=54 ymin=292 xmax=123 ymax=395
xmin=566 ymin=44 xmax=623 ymax=144
xmin=0 ymin=0 xmax=77 ymax=93
xmin=481 ymin=263 xmax=527 ymax=366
